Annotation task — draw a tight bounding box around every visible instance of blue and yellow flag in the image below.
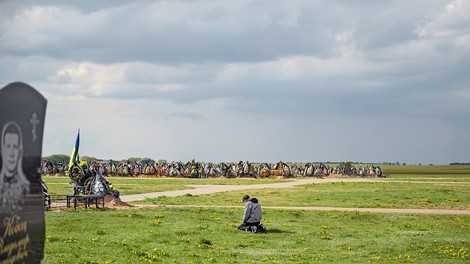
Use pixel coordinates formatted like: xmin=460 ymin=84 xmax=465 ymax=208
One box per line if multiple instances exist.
xmin=68 ymin=129 xmax=80 ymax=173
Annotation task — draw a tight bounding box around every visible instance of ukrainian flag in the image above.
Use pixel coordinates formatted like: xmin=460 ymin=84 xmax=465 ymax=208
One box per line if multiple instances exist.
xmin=67 ymin=129 xmax=80 ymax=175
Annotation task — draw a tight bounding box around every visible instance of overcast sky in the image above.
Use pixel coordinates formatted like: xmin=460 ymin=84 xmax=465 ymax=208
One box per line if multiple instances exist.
xmin=1 ymin=0 xmax=469 ymax=164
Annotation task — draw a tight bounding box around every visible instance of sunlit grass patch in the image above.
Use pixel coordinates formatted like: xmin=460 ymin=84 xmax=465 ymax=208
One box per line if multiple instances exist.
xmin=136 ymin=181 xmax=470 ymax=209
xmin=44 ymin=206 xmax=470 ymax=263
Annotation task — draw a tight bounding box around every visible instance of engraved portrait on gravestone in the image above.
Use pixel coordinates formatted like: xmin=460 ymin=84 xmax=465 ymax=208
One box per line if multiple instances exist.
xmin=0 ymin=82 xmax=47 ymax=264
xmin=0 ymin=121 xmax=30 ymax=213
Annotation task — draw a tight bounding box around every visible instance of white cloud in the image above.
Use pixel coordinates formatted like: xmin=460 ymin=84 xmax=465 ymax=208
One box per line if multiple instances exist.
xmin=217 ymin=54 xmax=384 ymax=89
xmin=1 ymin=0 xmax=469 ymax=164
xmin=48 ymin=62 xmax=126 ymax=96
xmin=416 ymin=0 xmax=470 ymax=38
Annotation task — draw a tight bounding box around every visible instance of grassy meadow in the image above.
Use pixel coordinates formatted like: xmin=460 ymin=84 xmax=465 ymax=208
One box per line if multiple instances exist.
xmin=45 ymin=208 xmax=469 ymax=263
xmin=138 ymin=181 xmax=470 ymax=209
xmin=380 ymin=164 xmax=470 ymax=175
xmin=43 ymin=165 xmax=470 ymax=263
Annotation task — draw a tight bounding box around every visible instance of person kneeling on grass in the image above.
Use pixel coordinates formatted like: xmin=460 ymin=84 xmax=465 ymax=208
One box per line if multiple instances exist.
xmin=238 ymin=194 xmax=266 ymax=233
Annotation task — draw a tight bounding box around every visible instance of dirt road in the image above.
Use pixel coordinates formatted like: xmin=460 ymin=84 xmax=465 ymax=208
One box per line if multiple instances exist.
xmin=119 ymin=178 xmax=470 ymax=215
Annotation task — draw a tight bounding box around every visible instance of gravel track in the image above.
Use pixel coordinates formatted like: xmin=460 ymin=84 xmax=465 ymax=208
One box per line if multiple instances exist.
xmin=119 ymin=178 xmax=470 ymax=215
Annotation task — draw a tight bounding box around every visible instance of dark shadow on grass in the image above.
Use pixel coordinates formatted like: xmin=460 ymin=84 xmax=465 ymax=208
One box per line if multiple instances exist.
xmin=265 ymin=228 xmax=294 ymax=234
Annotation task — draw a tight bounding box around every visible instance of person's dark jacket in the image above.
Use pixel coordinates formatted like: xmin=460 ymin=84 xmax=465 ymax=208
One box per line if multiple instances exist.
xmin=243 ymin=198 xmax=262 ymax=223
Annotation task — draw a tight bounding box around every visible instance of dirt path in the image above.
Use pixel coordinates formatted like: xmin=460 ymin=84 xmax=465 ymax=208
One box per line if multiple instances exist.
xmin=119 ymin=178 xmax=470 ymax=215
xmin=120 ymin=178 xmax=376 ymax=202
xmin=132 ymin=204 xmax=470 ymax=215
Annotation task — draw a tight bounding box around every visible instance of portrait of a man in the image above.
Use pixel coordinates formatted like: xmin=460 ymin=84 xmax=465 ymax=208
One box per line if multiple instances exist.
xmin=0 ymin=122 xmax=30 ymax=213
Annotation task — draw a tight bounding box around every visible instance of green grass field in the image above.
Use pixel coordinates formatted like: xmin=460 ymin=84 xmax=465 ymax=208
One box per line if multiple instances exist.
xmin=44 ymin=208 xmax=470 ymax=263
xmin=137 ymin=181 xmax=470 ymax=209
xmin=380 ymin=165 xmax=470 ymax=184
xmin=381 ymin=164 xmax=470 ymax=176
xmin=43 ymin=165 xmax=470 ymax=263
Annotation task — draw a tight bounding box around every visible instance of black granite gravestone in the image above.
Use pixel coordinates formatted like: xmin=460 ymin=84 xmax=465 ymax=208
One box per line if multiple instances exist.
xmin=0 ymin=82 xmax=47 ymax=263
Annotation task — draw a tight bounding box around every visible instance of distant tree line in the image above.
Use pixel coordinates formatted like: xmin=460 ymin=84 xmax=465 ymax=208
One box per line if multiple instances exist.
xmin=43 ymin=154 xmax=98 ymax=164
xmin=449 ymin=162 xmax=470 ymax=165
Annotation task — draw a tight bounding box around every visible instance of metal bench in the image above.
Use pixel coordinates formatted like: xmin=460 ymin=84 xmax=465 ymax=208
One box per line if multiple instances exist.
xmin=66 ymin=194 xmax=105 ymax=209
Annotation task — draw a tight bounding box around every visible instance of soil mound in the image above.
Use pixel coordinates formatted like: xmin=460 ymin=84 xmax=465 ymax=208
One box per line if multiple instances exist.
xmin=104 ymin=194 xmax=134 ymax=208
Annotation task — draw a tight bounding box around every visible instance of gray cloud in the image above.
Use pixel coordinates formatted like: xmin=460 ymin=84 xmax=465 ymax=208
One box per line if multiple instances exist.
xmin=1 ymin=0 xmax=469 ymax=164
xmin=169 ymin=111 xmax=205 ymax=121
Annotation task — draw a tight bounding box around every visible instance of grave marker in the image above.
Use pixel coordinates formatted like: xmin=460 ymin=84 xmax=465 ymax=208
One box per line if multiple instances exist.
xmin=0 ymin=82 xmax=47 ymax=264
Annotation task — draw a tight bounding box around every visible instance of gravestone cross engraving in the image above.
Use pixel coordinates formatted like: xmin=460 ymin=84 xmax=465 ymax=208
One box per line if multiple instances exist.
xmin=0 ymin=82 xmax=47 ymax=264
